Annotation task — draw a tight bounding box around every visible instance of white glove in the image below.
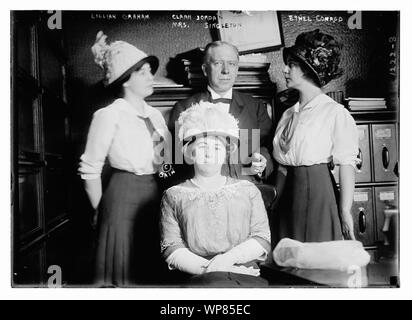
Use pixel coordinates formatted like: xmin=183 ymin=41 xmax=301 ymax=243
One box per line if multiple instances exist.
xmin=230 ymin=265 xmax=260 ymax=277
xmin=204 ymin=253 xmax=237 ymax=273
xmin=226 ymin=238 xmax=268 ymax=265
xmin=165 ymin=248 xmax=209 ymax=275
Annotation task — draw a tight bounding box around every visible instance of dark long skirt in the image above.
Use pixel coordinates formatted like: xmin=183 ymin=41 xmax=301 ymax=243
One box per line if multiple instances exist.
xmin=95 ymin=169 xmax=161 ymax=287
xmin=271 ymin=163 xmax=343 ymax=248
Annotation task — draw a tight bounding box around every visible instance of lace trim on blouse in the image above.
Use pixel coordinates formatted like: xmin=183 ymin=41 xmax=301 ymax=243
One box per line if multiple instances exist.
xmin=167 ymin=180 xmax=254 ymax=211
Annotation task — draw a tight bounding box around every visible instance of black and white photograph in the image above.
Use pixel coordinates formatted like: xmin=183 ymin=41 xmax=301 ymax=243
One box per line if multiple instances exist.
xmin=9 ymin=7 xmax=403 ymax=296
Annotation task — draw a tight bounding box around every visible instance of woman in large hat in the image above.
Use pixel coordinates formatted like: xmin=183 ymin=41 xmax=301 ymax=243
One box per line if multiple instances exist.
xmin=272 ymin=29 xmax=359 ymax=246
xmin=160 ymin=102 xmax=271 ymax=287
xmin=79 ymin=31 xmax=172 ymax=286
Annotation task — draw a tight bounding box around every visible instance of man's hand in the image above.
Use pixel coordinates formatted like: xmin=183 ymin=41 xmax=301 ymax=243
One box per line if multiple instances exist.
xmin=251 ymin=153 xmax=267 ymax=177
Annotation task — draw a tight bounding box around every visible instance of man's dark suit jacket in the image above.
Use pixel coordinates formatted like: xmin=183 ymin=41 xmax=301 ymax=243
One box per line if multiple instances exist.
xmin=167 ymin=89 xmax=275 ymax=185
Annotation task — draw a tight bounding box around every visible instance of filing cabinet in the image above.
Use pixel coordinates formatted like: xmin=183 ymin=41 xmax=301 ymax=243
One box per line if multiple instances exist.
xmin=355 ymin=125 xmax=372 ymax=183
xmin=374 ymin=186 xmax=398 ymax=243
xmin=330 ymin=119 xmax=398 ymax=249
xmin=351 ymin=188 xmax=375 ymax=246
xmin=372 ymin=124 xmax=398 ymax=182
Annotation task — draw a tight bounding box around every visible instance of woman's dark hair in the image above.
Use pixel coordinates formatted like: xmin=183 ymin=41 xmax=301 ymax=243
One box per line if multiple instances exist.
xmin=287 ymin=55 xmax=322 ymax=87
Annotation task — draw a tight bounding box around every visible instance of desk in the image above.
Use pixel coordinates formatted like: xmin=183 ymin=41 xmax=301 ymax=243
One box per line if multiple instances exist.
xmin=260 ymin=257 xmax=398 ymax=288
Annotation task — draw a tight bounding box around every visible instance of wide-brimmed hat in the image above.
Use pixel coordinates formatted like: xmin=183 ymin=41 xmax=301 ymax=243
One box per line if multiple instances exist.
xmin=177 ymin=102 xmax=239 ymax=153
xmin=91 ymin=31 xmax=159 ymax=87
xmin=283 ymin=29 xmax=343 ymax=87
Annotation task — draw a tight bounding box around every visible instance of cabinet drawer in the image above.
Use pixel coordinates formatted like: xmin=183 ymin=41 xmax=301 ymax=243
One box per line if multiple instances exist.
xmin=331 ymin=125 xmax=372 ymax=184
xmin=374 ymin=186 xmax=398 ymax=243
xmin=372 ymin=124 xmax=398 ymax=182
xmin=355 ymin=125 xmax=372 ymax=182
xmin=351 ymin=188 xmax=375 ymax=246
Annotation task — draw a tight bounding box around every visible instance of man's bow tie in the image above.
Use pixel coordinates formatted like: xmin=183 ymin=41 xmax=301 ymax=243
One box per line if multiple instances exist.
xmin=211 ymin=98 xmax=232 ymax=104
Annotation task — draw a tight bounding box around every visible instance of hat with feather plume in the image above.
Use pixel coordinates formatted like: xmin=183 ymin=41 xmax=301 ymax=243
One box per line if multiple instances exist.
xmin=91 ymin=31 xmax=159 ymax=87
xmin=177 ymin=101 xmax=239 ymax=153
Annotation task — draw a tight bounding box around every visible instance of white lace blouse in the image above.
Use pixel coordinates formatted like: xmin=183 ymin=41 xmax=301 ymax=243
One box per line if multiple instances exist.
xmin=160 ymin=178 xmax=271 ymax=259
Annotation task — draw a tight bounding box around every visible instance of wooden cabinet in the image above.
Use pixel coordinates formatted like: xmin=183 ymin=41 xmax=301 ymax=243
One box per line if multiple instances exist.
xmin=12 ymin=11 xmax=72 ymax=286
xmin=372 ymin=124 xmax=398 ymax=182
xmin=325 ymin=112 xmax=398 ymax=248
xmin=348 ymin=114 xmax=398 ymax=249
xmin=374 ymin=186 xmax=398 ymax=243
xmin=352 ymin=188 xmax=375 ymax=246
xmin=355 ymin=125 xmax=373 ymax=183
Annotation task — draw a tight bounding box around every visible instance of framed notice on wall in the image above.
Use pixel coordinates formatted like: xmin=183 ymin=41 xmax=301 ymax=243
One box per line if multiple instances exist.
xmin=217 ymin=11 xmax=283 ymax=54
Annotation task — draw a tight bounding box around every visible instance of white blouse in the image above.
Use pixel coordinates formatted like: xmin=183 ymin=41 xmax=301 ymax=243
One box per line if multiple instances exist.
xmin=273 ymin=94 xmax=359 ymax=168
xmin=79 ymin=98 xmax=169 ymax=180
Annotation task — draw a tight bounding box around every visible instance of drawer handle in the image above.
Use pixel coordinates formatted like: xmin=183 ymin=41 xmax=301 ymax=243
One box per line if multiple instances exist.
xmin=382 ymin=146 xmax=390 ymax=169
xmin=356 ymin=148 xmax=363 ymax=170
xmin=358 ymin=210 xmax=366 ymax=234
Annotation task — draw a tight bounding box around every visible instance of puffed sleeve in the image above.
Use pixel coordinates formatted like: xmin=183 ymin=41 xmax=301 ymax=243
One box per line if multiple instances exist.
xmin=248 ymin=184 xmax=271 ymax=254
xmin=160 ymin=189 xmax=186 ymax=259
xmin=331 ymin=106 xmax=359 ymax=169
xmin=78 ymin=107 xmax=119 ymax=180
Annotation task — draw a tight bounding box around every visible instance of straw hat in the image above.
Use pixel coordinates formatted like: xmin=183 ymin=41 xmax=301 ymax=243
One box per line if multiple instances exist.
xmin=91 ymin=31 xmax=159 ymax=87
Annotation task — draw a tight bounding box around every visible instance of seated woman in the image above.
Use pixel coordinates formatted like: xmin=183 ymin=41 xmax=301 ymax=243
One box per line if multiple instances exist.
xmin=160 ymin=102 xmax=271 ymax=287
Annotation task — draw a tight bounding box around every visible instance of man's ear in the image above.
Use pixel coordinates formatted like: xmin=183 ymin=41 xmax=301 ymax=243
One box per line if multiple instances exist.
xmin=201 ymin=63 xmax=208 ymax=78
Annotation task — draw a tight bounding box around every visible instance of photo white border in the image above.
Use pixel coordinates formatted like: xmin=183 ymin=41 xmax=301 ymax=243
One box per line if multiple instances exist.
xmin=2 ymin=0 xmax=411 ymax=301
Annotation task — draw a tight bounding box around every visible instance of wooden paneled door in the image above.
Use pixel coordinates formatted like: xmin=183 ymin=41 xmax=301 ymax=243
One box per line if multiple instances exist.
xmin=12 ymin=11 xmax=71 ymax=286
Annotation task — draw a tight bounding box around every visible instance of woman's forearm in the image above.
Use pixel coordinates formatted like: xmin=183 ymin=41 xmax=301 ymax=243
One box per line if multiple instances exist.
xmin=338 ymin=165 xmax=355 ymax=214
xmin=84 ymin=178 xmax=103 ymax=210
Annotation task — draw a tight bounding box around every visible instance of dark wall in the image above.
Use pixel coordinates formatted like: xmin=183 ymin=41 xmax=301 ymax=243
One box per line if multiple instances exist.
xmin=268 ymin=11 xmax=398 ymax=97
xmin=64 ymin=11 xmax=215 ymax=150
xmin=63 ymin=10 xmax=398 ymax=154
